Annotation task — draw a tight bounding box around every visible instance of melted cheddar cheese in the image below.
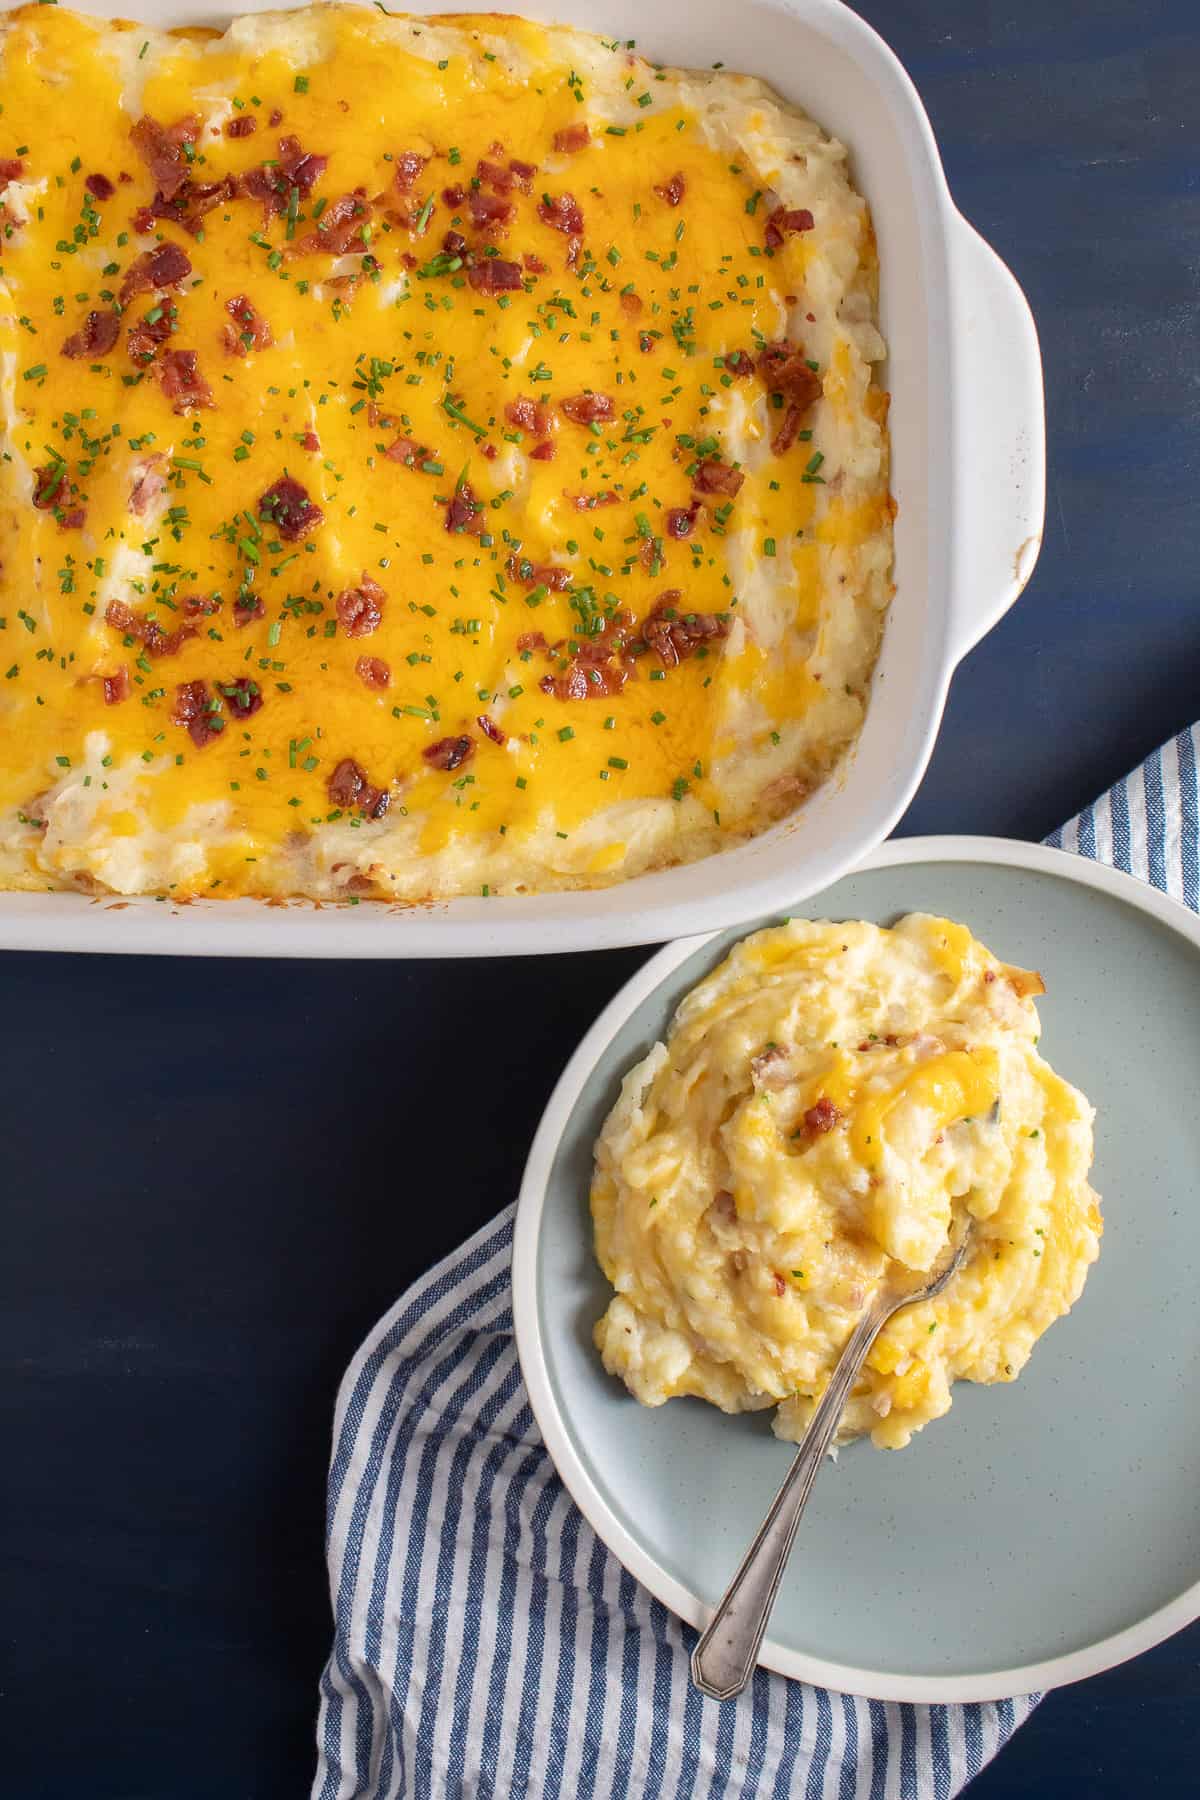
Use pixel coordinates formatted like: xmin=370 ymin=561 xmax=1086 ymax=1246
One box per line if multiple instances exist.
xmin=592 ymin=915 xmax=1102 ymax=1449
xmin=0 ymin=4 xmax=892 ymax=900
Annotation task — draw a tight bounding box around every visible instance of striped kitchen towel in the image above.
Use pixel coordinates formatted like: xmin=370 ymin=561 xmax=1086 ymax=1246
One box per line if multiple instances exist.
xmin=313 ymin=723 xmax=1199 ymax=1800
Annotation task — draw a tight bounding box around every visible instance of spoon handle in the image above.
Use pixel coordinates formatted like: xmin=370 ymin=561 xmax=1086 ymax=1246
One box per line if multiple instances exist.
xmin=690 ymin=1297 xmax=891 ymax=1701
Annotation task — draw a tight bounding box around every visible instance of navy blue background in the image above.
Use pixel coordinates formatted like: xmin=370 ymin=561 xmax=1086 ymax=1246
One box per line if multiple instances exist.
xmin=3 ymin=1 xmax=1198 ymax=1793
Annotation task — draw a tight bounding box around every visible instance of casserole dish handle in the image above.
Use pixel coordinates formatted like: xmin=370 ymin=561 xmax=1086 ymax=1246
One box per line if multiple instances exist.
xmin=947 ymin=216 xmax=1047 ymax=663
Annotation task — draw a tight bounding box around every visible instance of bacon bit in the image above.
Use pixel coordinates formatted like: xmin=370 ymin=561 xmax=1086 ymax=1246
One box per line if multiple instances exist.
xmin=444 ymin=482 xmax=483 ymax=535
xmin=757 ymin=341 xmax=822 ymax=410
xmin=724 ymin=349 xmax=755 ymax=378
xmin=118 ymin=240 xmax=192 ymax=304
xmin=771 ymin=406 xmax=807 ymax=456
xmin=356 ymin=655 xmax=391 ymax=690
xmin=764 ymin=204 xmax=815 ymax=250
xmin=126 ymin=301 xmax=177 ymax=365
xmin=653 ymin=171 xmax=686 ymax=206
xmin=638 ymin=331 xmax=658 ymax=355
xmin=422 ymin=735 xmax=474 ymax=772
xmin=394 ymin=150 xmax=425 ymax=193
xmin=665 ymin=505 xmax=697 ymax=540
xmin=129 ymin=114 xmax=201 ymax=203
xmin=291 ymin=189 xmax=370 ymax=256
xmin=222 ymin=293 xmax=272 ymax=355
xmin=133 ymin=175 xmax=236 ymax=239
xmin=85 ymin=172 xmax=115 ymax=201
xmin=772 ymin=1272 xmax=788 ymax=1298
xmin=105 ymin=597 xmax=196 ymax=659
xmin=327 ymin=757 xmax=390 ymax=819
xmin=477 ymin=158 xmax=515 ymax=193
xmin=61 ymin=309 xmax=120 ymax=361
xmin=442 ymin=183 xmax=466 ymax=206
xmin=553 ymin=123 xmax=591 ymax=154
xmin=505 ymin=396 xmax=553 ymax=436
xmin=0 ymin=157 xmax=24 ymax=190
xmin=538 ymin=611 xmax=635 ymax=701
xmin=506 ymin=554 xmax=571 ymax=592
xmin=467 ymin=257 xmax=524 ymax=294
xmin=268 ymin=108 xmax=284 ymax=128
xmin=523 ymin=251 xmax=548 ymax=274
xmin=530 ymin=441 xmax=556 ymax=461
xmin=239 ymin=135 xmax=328 ymax=218
xmin=101 ymin=668 xmax=131 ymax=705
xmin=618 ymin=291 xmax=643 ymax=319
xmin=477 ymin=713 xmax=506 ymax=745
xmin=693 ymin=457 xmax=745 ymax=499
xmin=259 ymin=474 xmax=323 ymax=541
xmin=300 ymin=430 xmax=321 ymax=453
xmin=181 ymin=594 xmax=221 ymax=618
xmin=32 ymin=462 xmax=85 ymax=528
xmin=509 ymin=158 xmax=536 ymax=190
xmin=385 ymin=435 xmax=430 ymax=468
xmin=468 ymin=189 xmax=514 ymax=233
xmin=128 ymin=454 xmax=167 ymax=518
xmin=801 ymin=1096 xmax=842 ymax=1139
xmin=559 ymin=392 xmax=615 ymax=426
xmin=641 ymin=593 xmax=730 ymax=667
xmin=171 ymin=679 xmax=223 ymax=747
xmin=233 ymin=595 xmax=264 ymax=627
xmin=336 ymin=574 xmax=386 ymax=639
xmin=219 ymin=676 xmax=263 ymax=718
xmin=538 ymin=191 xmax=584 ymax=239
xmin=226 ymin=115 xmax=257 ymax=139
xmin=517 ymin=631 xmax=548 ymax=653
xmin=564 ymin=488 xmax=618 ymax=510
xmin=158 ymin=348 xmax=214 ymax=413
xmin=443 ymin=228 xmax=468 ymax=258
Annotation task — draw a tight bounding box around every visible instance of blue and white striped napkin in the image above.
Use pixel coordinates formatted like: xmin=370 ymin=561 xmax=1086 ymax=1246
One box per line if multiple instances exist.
xmin=313 ymin=722 xmax=1200 ymax=1800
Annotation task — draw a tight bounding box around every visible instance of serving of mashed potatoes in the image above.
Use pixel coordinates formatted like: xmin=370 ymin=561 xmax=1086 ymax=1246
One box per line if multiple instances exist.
xmin=591 ymin=915 xmax=1102 ymax=1449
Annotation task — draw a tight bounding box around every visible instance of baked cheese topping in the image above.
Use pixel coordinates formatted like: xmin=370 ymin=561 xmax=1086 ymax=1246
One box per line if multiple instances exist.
xmin=592 ymin=916 xmax=1102 ymax=1449
xmin=0 ymin=4 xmax=892 ymax=900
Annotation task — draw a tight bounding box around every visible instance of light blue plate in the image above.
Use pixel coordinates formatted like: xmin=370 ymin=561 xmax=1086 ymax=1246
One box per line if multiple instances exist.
xmin=513 ymin=839 xmax=1200 ymax=1700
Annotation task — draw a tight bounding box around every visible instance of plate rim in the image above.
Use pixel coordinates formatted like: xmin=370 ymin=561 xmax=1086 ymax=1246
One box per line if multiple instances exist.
xmin=513 ymin=833 xmax=1200 ymax=1702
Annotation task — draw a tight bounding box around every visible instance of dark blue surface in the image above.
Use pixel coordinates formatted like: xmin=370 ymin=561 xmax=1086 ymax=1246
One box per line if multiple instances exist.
xmin=3 ymin=2 xmax=1198 ymax=1794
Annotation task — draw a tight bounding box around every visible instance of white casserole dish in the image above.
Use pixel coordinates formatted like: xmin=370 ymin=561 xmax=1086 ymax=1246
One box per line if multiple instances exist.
xmin=0 ymin=0 xmax=1044 ymax=955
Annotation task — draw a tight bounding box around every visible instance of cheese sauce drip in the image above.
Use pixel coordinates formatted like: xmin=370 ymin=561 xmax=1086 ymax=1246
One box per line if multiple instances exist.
xmin=0 ymin=4 xmax=892 ymax=899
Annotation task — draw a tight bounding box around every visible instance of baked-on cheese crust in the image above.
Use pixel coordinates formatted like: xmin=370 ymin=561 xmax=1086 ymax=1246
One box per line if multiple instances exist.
xmin=0 ymin=3 xmax=892 ymax=901
xmin=592 ymin=916 xmax=1102 ymax=1449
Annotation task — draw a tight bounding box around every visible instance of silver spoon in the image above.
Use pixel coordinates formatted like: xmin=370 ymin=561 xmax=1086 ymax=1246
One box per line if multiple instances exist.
xmin=690 ymin=1220 xmax=974 ymax=1701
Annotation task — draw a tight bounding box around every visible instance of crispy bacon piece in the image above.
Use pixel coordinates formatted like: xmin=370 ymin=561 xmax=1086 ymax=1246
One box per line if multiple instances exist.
xmin=119 ymin=241 xmax=192 ymax=304
xmin=553 ymin=123 xmax=590 ymax=154
xmin=132 ymin=175 xmax=236 ymax=239
xmin=559 ymin=392 xmax=615 ymax=427
xmin=653 ymin=171 xmax=686 ymax=206
xmin=130 ymin=114 xmax=201 ymax=203
xmin=422 ymin=735 xmax=474 ymax=772
xmin=801 ymin=1096 xmax=842 ymax=1139
xmin=0 ymin=157 xmax=24 ymax=189
xmin=126 ymin=301 xmax=178 ymax=366
xmin=523 ymin=251 xmax=548 ymax=275
xmin=158 ymin=348 xmax=214 ymax=413
xmin=258 ymin=475 xmax=323 ymax=541
xmin=327 ymin=757 xmax=389 ymax=818
xmin=101 ymin=668 xmax=131 ymax=705
xmin=85 ymin=172 xmax=115 ymax=202
xmin=61 ymin=309 xmax=120 ymax=361
xmin=505 ymin=396 xmax=553 ymax=436
xmin=32 ymin=462 xmax=84 ymax=528
xmin=477 ymin=713 xmax=506 ymax=745
xmin=772 ymin=1272 xmax=788 ymax=1298
xmin=564 ymin=488 xmax=618 ymax=510
xmin=239 ymin=135 xmax=328 ymax=217
xmin=394 ymin=151 xmax=425 ymax=193
xmin=693 ymin=457 xmax=745 ymax=499
xmin=618 ymin=291 xmax=643 ymax=319
xmin=757 ymin=341 xmax=822 ymax=409
xmin=444 ymin=483 xmax=483 ymax=534
xmin=233 ymin=593 xmax=264 ymax=628
xmin=537 ymin=610 xmax=635 ymax=701
xmin=537 ymin=191 xmax=583 ymax=266
xmin=385 ymin=435 xmax=430 ymax=468
xmin=764 ymin=204 xmax=814 ymax=250
xmin=128 ymin=454 xmax=167 ymax=517
xmin=509 ymin=158 xmax=537 ymax=191
xmin=517 ymin=632 xmax=547 ymax=652
xmin=222 ymin=293 xmax=272 ymax=355
xmin=477 ymin=158 xmax=515 ymax=193
xmin=665 ymin=504 xmax=697 ymax=539
xmin=105 ymin=597 xmax=196 ymax=660
xmin=300 ymin=430 xmax=321 ymax=453
xmin=336 ymin=574 xmax=386 ymax=639
xmin=172 ymin=679 xmax=224 ymax=747
xmin=181 ymin=594 xmax=222 ymax=618
xmin=468 ymin=188 xmax=514 ymax=233
xmin=467 ymin=257 xmax=523 ymax=295
xmin=724 ymin=349 xmax=755 ymax=378
xmin=218 ymin=676 xmax=263 ymax=719
xmin=530 ymin=441 xmax=556 ymax=461
xmin=226 ymin=115 xmax=257 ymax=139
xmin=505 ymin=554 xmax=571 ymax=592
xmin=442 ymin=183 xmax=466 ymax=207
xmin=641 ymin=593 xmax=730 ymax=667
xmin=356 ymin=656 xmax=391 ymax=690
xmin=291 ymin=189 xmax=370 ymax=256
